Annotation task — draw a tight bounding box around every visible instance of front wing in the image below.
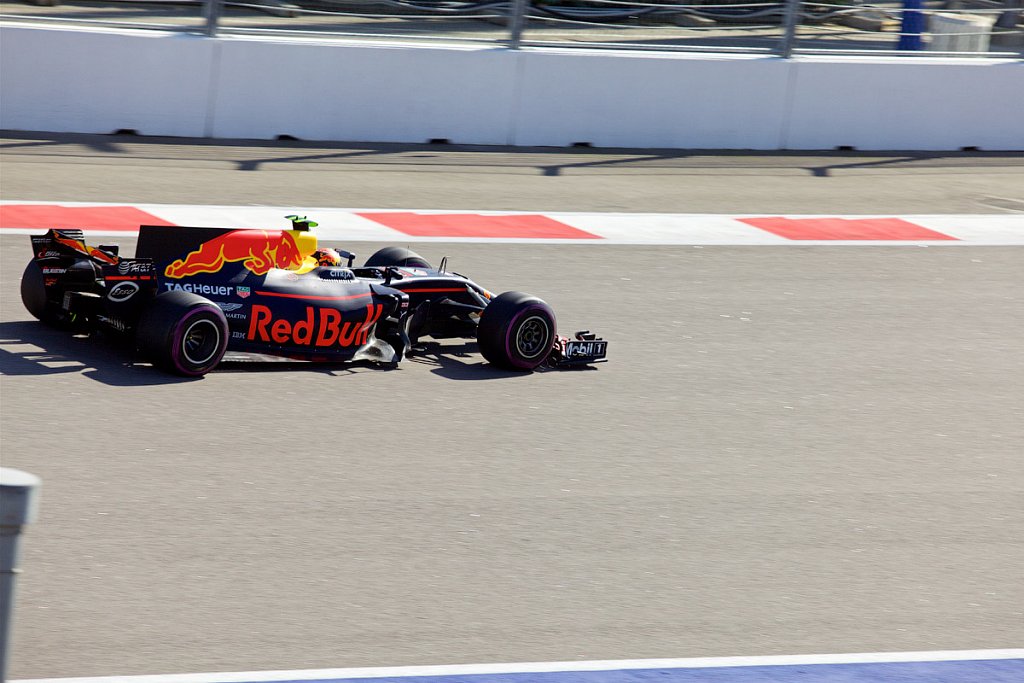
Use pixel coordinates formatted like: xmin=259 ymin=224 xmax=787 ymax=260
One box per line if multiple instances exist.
xmin=549 ymin=331 xmax=608 ymax=367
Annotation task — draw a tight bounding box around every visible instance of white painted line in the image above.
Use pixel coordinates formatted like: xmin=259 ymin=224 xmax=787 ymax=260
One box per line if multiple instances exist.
xmin=14 ymin=649 xmax=1024 ymax=683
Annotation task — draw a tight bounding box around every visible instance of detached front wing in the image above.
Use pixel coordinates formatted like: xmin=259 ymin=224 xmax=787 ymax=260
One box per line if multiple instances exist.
xmin=549 ymin=331 xmax=608 ymax=367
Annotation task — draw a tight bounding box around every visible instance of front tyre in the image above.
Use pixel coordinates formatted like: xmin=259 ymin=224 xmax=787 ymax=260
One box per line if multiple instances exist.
xmin=138 ymin=291 xmax=228 ymax=377
xmin=477 ymin=291 xmax=556 ymax=371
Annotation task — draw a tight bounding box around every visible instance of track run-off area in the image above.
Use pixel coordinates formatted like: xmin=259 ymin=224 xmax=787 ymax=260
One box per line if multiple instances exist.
xmin=1 ymin=134 xmax=1022 ymax=682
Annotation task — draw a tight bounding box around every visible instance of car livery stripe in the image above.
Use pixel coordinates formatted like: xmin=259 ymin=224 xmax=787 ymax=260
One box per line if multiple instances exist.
xmin=253 ymin=291 xmax=374 ymax=301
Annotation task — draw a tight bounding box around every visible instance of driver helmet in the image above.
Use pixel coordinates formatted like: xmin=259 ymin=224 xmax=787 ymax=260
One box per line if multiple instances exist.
xmin=313 ymin=248 xmax=343 ymax=267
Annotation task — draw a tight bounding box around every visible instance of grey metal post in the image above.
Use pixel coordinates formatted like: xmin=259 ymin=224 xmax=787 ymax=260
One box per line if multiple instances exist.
xmin=205 ymin=0 xmax=222 ymax=37
xmin=0 ymin=468 xmax=41 ymax=683
xmin=779 ymin=0 xmax=802 ymax=58
xmin=508 ymin=0 xmax=529 ymax=49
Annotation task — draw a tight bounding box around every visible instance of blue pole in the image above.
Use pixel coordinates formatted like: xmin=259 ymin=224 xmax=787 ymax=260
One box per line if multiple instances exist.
xmin=897 ymin=0 xmax=926 ymax=50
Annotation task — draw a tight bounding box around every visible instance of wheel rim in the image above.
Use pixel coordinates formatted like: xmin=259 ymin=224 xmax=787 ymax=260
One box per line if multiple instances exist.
xmin=515 ymin=315 xmax=550 ymax=359
xmin=181 ymin=319 xmax=221 ymax=366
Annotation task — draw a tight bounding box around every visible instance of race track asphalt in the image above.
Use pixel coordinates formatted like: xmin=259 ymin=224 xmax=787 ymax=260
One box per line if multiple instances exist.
xmin=1 ymin=133 xmax=1023 ymax=679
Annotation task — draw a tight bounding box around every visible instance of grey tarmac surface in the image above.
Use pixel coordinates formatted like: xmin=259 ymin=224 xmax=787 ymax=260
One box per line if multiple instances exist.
xmin=3 ymin=131 xmax=1024 ymax=214
xmin=1 ymin=133 xmax=1023 ymax=679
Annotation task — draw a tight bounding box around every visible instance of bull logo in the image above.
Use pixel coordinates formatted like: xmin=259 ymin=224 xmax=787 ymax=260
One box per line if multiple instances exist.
xmin=164 ymin=230 xmax=305 ymax=278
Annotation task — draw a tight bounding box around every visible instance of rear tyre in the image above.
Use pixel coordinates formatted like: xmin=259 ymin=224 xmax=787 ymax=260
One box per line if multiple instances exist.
xmin=364 ymin=246 xmax=432 ymax=269
xmin=477 ymin=291 xmax=556 ymax=371
xmin=21 ymin=262 xmax=51 ymax=321
xmin=20 ymin=262 xmax=65 ymax=326
xmin=138 ymin=291 xmax=228 ymax=377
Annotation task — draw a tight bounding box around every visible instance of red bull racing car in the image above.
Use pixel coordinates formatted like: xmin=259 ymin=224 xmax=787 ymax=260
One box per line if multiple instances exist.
xmin=19 ymin=217 xmax=607 ymax=377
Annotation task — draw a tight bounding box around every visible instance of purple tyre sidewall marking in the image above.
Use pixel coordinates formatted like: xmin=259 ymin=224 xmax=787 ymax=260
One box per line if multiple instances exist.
xmin=170 ymin=306 xmax=225 ymax=376
xmin=503 ymin=304 xmax=553 ymax=370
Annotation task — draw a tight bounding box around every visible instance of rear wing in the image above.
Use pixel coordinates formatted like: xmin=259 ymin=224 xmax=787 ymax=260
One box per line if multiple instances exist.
xmin=30 ymin=229 xmax=120 ymax=265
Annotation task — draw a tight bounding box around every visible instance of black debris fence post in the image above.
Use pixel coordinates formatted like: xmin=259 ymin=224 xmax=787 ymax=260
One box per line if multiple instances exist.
xmin=779 ymin=0 xmax=802 ymax=58
xmin=205 ymin=0 xmax=222 ymax=37
xmin=0 ymin=468 xmax=41 ymax=683
xmin=508 ymin=0 xmax=530 ymax=49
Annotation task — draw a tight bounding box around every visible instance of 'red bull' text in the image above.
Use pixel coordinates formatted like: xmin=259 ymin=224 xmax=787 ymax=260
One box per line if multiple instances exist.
xmin=247 ymin=304 xmax=383 ymax=348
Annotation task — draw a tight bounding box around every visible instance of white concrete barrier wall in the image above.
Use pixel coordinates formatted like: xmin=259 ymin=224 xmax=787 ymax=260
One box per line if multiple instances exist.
xmin=212 ymin=39 xmax=521 ymax=143
xmin=783 ymin=58 xmax=1024 ymax=150
xmin=513 ymin=51 xmax=791 ymax=149
xmin=2 ymin=24 xmax=1022 ymax=150
xmin=1 ymin=27 xmax=215 ymax=138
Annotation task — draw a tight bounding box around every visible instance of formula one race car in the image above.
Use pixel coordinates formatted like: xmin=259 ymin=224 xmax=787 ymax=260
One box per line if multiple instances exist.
xmin=19 ymin=217 xmax=607 ymax=376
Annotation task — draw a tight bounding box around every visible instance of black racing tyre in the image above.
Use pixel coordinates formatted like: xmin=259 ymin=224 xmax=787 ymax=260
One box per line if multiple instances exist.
xmin=363 ymin=246 xmax=432 ymax=269
xmin=477 ymin=291 xmax=556 ymax=371
xmin=20 ymin=262 xmax=64 ymax=326
xmin=137 ymin=291 xmax=228 ymax=377
xmin=21 ymin=262 xmax=51 ymax=321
